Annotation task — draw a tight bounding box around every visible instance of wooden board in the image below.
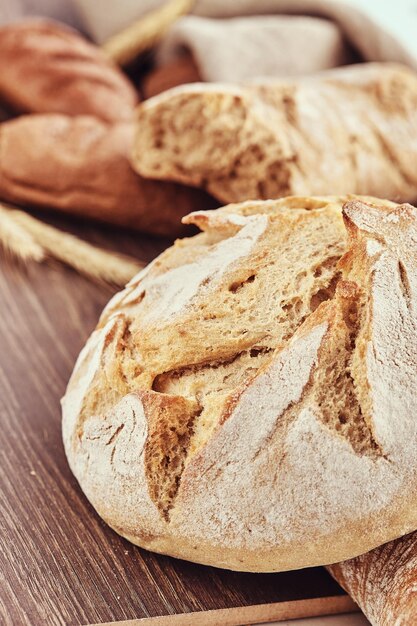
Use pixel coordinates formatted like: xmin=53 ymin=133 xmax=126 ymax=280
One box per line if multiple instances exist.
xmin=0 ymin=214 xmax=357 ymax=626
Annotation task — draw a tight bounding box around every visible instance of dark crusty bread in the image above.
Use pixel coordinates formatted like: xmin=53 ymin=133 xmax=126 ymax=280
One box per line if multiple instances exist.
xmin=328 ymin=531 xmax=417 ymax=626
xmin=142 ymin=52 xmax=202 ymax=99
xmin=62 ymin=195 xmax=417 ymax=572
xmin=0 ymin=19 xmax=138 ymax=123
xmin=132 ymin=63 xmax=417 ymax=205
xmin=0 ymin=114 xmax=216 ymax=236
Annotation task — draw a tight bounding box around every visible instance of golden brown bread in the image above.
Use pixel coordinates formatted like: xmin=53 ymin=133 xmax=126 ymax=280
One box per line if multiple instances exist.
xmin=142 ymin=52 xmax=202 ymax=99
xmin=0 ymin=114 xmax=216 ymax=236
xmin=328 ymin=532 xmax=417 ymax=626
xmin=62 ymin=195 xmax=417 ymax=572
xmin=132 ymin=63 xmax=417 ymax=205
xmin=0 ymin=19 xmax=138 ymax=123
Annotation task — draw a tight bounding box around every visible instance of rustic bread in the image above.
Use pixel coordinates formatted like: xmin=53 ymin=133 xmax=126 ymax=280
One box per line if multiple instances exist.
xmin=132 ymin=63 xmax=417 ymax=204
xmin=0 ymin=114 xmax=216 ymax=236
xmin=0 ymin=19 xmax=138 ymax=123
xmin=62 ymin=196 xmax=417 ymax=572
xmin=328 ymin=532 xmax=417 ymax=626
xmin=142 ymin=52 xmax=202 ymax=99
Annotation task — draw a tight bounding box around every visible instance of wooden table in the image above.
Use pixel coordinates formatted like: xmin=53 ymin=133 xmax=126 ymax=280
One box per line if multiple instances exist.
xmin=0 ymin=214 xmax=356 ymax=626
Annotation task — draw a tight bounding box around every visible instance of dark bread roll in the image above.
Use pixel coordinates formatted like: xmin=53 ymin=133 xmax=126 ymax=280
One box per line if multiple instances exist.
xmin=0 ymin=19 xmax=138 ymax=123
xmin=0 ymin=114 xmax=216 ymax=236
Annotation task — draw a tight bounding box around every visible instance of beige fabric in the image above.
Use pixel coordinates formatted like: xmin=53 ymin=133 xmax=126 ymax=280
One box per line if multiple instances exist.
xmin=157 ymin=15 xmax=354 ymax=82
xmin=193 ymin=0 xmax=417 ymax=70
xmin=74 ymin=0 xmax=417 ymax=77
xmin=0 ymin=0 xmax=81 ymax=29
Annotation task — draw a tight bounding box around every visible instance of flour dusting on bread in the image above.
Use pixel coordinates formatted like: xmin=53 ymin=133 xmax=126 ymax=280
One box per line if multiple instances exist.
xmin=132 ymin=64 xmax=417 ymax=206
xmin=62 ymin=195 xmax=417 ymax=572
xmin=328 ymin=530 xmax=417 ymax=626
xmin=139 ymin=214 xmax=268 ymax=324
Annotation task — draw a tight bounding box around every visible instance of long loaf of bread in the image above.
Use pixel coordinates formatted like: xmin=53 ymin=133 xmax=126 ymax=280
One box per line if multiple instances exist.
xmin=328 ymin=532 xmax=417 ymax=625
xmin=0 ymin=19 xmax=138 ymax=123
xmin=0 ymin=114 xmax=216 ymax=236
xmin=132 ymin=63 xmax=417 ymax=205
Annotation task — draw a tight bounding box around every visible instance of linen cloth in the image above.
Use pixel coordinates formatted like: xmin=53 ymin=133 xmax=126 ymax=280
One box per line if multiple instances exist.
xmin=157 ymin=14 xmax=355 ymax=81
xmin=72 ymin=0 xmax=417 ymax=79
xmin=155 ymin=0 xmax=417 ymax=81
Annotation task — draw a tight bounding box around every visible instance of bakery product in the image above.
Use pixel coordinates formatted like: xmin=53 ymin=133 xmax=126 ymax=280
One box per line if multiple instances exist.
xmin=0 ymin=114 xmax=216 ymax=236
xmin=62 ymin=196 xmax=416 ymax=571
xmin=62 ymin=195 xmax=417 ymax=572
xmin=142 ymin=52 xmax=202 ymax=99
xmin=132 ymin=63 xmax=417 ymax=205
xmin=328 ymin=531 xmax=417 ymax=626
xmin=0 ymin=19 xmax=138 ymax=122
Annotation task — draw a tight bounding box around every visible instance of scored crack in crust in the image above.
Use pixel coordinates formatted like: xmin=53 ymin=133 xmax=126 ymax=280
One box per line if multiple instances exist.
xmin=62 ymin=194 xmax=417 ymax=572
xmin=131 ymin=63 xmax=417 ymax=206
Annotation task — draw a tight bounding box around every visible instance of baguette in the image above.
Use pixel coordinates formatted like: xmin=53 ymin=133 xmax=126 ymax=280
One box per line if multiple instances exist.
xmin=132 ymin=63 xmax=417 ymax=204
xmin=328 ymin=532 xmax=417 ymax=626
xmin=0 ymin=19 xmax=138 ymax=123
xmin=62 ymin=195 xmax=417 ymax=572
xmin=0 ymin=114 xmax=216 ymax=236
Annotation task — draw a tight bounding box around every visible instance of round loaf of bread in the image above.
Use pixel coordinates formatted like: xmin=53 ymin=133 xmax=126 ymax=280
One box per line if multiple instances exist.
xmin=62 ymin=195 xmax=417 ymax=572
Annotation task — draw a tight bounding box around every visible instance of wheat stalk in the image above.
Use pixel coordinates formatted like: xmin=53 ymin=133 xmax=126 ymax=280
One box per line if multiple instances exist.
xmin=0 ymin=204 xmax=44 ymax=262
xmin=0 ymin=204 xmax=144 ymax=286
xmin=102 ymin=0 xmax=194 ymax=66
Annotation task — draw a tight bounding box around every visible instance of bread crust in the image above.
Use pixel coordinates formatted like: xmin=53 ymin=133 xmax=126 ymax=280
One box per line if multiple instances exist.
xmin=132 ymin=64 xmax=417 ymax=205
xmin=328 ymin=531 xmax=417 ymax=626
xmin=62 ymin=195 xmax=417 ymax=572
xmin=0 ymin=19 xmax=137 ymax=123
xmin=0 ymin=114 xmax=216 ymax=236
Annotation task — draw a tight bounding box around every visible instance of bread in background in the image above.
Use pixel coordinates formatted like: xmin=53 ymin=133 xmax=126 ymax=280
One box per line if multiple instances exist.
xmin=0 ymin=19 xmax=138 ymax=123
xmin=132 ymin=63 xmax=417 ymax=205
xmin=0 ymin=114 xmax=217 ymax=236
xmin=142 ymin=52 xmax=201 ymax=99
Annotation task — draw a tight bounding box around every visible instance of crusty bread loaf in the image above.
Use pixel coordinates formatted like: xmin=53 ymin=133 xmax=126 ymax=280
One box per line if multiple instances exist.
xmin=132 ymin=63 xmax=417 ymax=205
xmin=0 ymin=19 xmax=138 ymax=123
xmin=328 ymin=532 xmax=417 ymax=626
xmin=62 ymin=195 xmax=417 ymax=572
xmin=142 ymin=52 xmax=202 ymax=99
xmin=0 ymin=114 xmax=216 ymax=236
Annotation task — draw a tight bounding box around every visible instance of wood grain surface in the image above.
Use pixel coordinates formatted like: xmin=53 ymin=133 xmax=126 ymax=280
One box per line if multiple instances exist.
xmin=0 ymin=213 xmax=356 ymax=626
